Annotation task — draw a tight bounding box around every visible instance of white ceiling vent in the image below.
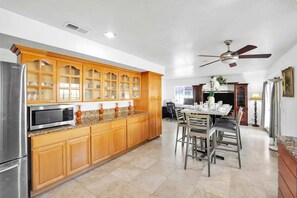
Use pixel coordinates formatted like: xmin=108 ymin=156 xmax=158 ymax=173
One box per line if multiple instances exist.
xmin=64 ymin=22 xmax=91 ymax=34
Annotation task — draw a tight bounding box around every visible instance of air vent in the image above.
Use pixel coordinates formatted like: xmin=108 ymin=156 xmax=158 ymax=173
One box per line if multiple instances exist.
xmin=64 ymin=22 xmax=91 ymax=34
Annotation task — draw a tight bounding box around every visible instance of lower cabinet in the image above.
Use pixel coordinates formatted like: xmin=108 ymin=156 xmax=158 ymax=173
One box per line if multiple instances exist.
xmin=31 ymin=127 xmax=90 ymax=191
xmin=66 ymin=135 xmax=90 ymax=175
xmin=91 ymin=129 xmax=110 ymax=165
xmin=32 ymin=141 xmax=66 ymax=191
xmin=127 ymin=114 xmax=149 ymax=148
xmin=110 ymin=125 xmax=127 ymax=155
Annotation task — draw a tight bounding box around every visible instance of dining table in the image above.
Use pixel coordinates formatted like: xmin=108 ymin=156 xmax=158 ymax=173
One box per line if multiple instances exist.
xmin=180 ymin=104 xmax=233 ymax=160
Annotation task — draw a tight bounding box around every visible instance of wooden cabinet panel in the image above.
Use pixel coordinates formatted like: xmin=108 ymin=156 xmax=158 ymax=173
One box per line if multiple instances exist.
xmin=156 ymin=100 xmax=162 ymax=136
xmin=32 ymin=142 xmax=66 ymax=191
xmin=149 ymin=99 xmax=157 ymax=139
xmin=278 ymin=172 xmax=294 ymax=198
xmin=103 ymin=69 xmax=119 ymax=100
xmin=119 ymin=72 xmax=131 ymax=100
xmin=110 ymin=126 xmax=127 ymax=155
xmin=279 ymin=144 xmax=297 ymax=177
xmin=234 ymin=83 xmax=248 ymax=125
xmin=131 ymin=73 xmax=141 ymax=99
xmin=91 ymin=130 xmax=110 ymax=164
xmin=140 ymin=120 xmax=149 ymax=142
xmin=127 ymin=123 xmax=140 ymax=148
xmin=278 ymin=156 xmax=296 ymax=197
xmin=66 ymin=135 xmax=90 ymax=175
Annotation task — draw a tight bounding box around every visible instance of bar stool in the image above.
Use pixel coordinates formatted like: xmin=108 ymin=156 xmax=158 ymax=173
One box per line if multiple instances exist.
xmin=174 ymin=108 xmax=188 ymax=153
xmin=184 ymin=113 xmax=217 ymax=177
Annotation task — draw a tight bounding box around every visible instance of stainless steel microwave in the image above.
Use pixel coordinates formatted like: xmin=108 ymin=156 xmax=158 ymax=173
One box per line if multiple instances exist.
xmin=28 ymin=104 xmax=75 ymax=131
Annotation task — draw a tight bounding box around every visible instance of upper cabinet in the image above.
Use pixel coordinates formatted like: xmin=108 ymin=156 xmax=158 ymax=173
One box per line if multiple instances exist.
xmin=22 ymin=54 xmax=56 ymax=104
xmin=131 ymin=74 xmax=141 ymax=99
xmin=83 ymin=65 xmax=102 ymax=101
xmin=103 ymin=69 xmax=118 ymax=100
xmin=11 ymin=45 xmax=144 ymax=104
xmin=57 ymin=61 xmax=82 ymax=102
xmin=119 ymin=72 xmax=131 ymax=100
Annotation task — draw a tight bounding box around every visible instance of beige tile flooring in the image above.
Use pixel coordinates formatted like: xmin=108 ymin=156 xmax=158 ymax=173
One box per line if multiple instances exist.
xmin=36 ymin=120 xmax=278 ymax=198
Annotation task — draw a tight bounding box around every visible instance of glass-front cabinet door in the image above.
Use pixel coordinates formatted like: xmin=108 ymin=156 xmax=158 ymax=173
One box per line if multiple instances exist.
xmin=22 ymin=54 xmax=56 ymax=103
xmin=103 ymin=69 xmax=118 ymax=100
xmin=57 ymin=61 xmax=82 ymax=102
xmin=132 ymin=74 xmax=141 ymax=99
xmin=83 ymin=65 xmax=102 ymax=101
xmin=119 ymin=73 xmax=131 ymax=99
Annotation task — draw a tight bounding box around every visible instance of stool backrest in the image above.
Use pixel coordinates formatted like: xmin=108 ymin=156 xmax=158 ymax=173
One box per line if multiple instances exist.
xmin=236 ymin=107 xmax=244 ymax=126
xmin=175 ymin=108 xmax=185 ymax=123
xmin=186 ymin=113 xmax=211 ymax=133
xmin=166 ymin=102 xmax=175 ymax=114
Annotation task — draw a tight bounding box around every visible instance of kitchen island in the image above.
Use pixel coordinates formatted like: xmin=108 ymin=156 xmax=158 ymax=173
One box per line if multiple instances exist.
xmin=277 ymin=136 xmax=297 ymax=198
xmin=29 ymin=111 xmax=149 ymax=196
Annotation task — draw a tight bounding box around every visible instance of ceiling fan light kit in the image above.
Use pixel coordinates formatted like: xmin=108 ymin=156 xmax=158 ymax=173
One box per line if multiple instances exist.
xmin=198 ymin=40 xmax=272 ymax=67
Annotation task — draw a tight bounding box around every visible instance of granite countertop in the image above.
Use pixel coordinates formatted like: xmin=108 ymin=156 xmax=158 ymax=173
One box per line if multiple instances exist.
xmin=278 ymin=136 xmax=297 ymax=159
xmin=28 ymin=111 xmax=149 ymax=137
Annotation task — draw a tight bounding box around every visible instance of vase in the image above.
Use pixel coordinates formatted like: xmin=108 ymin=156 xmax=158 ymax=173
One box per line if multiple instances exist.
xmin=99 ymin=104 xmax=104 ymax=115
xmin=208 ymin=96 xmax=215 ymax=105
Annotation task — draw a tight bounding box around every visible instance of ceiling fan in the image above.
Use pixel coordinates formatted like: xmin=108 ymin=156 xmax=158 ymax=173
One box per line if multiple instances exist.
xmin=198 ymin=40 xmax=272 ymax=67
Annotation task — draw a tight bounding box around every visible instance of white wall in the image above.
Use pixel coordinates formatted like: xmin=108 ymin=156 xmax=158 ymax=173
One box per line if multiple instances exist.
xmin=164 ymin=71 xmax=267 ymax=124
xmin=0 ymin=8 xmax=165 ymax=74
xmin=0 ymin=48 xmax=17 ymax=63
xmin=266 ymin=42 xmax=297 ymax=137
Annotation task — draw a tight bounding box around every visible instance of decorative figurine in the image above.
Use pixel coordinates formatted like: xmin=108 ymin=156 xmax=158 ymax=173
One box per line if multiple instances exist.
xmin=99 ymin=104 xmax=104 ymax=115
xmin=128 ymin=102 xmax=132 ymax=111
xmin=76 ymin=105 xmax=82 ymax=120
xmin=115 ymin=103 xmax=119 ymax=113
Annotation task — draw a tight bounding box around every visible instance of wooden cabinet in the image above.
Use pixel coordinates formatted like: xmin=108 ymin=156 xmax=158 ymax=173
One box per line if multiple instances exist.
xmin=32 ymin=141 xmax=66 ymax=191
xmin=132 ymin=74 xmax=141 ymax=99
xmin=234 ymin=83 xmax=248 ymax=125
xmin=66 ymin=135 xmax=90 ymax=175
xmin=134 ymin=72 xmax=162 ymax=139
xmin=83 ymin=65 xmax=103 ymax=101
xmin=193 ymin=84 xmax=204 ymax=104
xmin=91 ymin=119 xmax=127 ymax=164
xmin=119 ymin=72 xmax=131 ymax=99
xmin=21 ymin=54 xmax=56 ymax=104
xmin=127 ymin=115 xmax=149 ymax=148
xmin=278 ymin=143 xmax=297 ymax=198
xmin=12 ymin=45 xmax=142 ymax=104
xmin=103 ymin=69 xmax=119 ymax=100
xmin=57 ymin=61 xmax=83 ymax=102
xmin=31 ymin=127 xmax=90 ymax=191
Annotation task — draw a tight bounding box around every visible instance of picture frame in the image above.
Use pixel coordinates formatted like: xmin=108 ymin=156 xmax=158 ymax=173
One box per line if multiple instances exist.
xmin=282 ymin=66 xmax=294 ymax=97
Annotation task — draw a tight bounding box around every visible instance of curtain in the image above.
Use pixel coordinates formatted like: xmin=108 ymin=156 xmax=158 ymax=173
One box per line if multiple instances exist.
xmin=269 ymin=78 xmax=282 ymax=138
xmin=261 ymin=81 xmax=267 ymax=128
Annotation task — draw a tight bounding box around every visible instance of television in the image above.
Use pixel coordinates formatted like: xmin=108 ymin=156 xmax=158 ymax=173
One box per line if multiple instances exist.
xmin=203 ymin=92 xmax=234 ymax=108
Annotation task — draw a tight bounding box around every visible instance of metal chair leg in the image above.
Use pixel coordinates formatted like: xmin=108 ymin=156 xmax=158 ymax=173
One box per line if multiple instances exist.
xmin=207 ymin=137 xmax=211 ymax=177
xmin=184 ymin=132 xmax=190 ymax=170
xmin=174 ymin=125 xmax=179 ymax=153
xmin=238 ymin=127 xmax=242 ymax=149
xmin=236 ymin=128 xmax=241 ymax=169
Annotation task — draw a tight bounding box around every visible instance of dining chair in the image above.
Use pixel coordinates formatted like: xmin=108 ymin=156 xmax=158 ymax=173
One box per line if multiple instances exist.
xmin=174 ymin=108 xmax=188 ymax=153
xmin=213 ymin=109 xmax=243 ymax=169
xmin=184 ymin=113 xmax=217 ymax=177
xmin=166 ymin=102 xmax=176 ymax=121
xmin=217 ymin=107 xmax=243 ymax=149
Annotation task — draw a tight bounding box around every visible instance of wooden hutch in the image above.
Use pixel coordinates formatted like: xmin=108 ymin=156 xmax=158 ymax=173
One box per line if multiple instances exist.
xmin=193 ymin=82 xmax=248 ymax=125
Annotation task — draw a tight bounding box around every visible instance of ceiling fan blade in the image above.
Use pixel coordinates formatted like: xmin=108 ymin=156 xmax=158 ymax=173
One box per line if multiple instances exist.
xmin=199 ymin=59 xmax=220 ymax=67
xmin=239 ymin=54 xmax=272 ymax=59
xmin=233 ymin=45 xmax=257 ymax=55
xmin=229 ymin=62 xmax=237 ymax=67
xmin=198 ymin=55 xmax=220 ymax=58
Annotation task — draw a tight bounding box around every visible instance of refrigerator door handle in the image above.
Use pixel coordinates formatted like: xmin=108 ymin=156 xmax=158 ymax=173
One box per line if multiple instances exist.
xmin=0 ymin=163 xmax=19 ymax=174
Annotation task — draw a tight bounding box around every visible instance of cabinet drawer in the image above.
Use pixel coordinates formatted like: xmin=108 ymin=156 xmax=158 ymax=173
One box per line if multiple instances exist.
xmin=127 ymin=114 xmax=148 ymax=125
xmin=111 ymin=119 xmax=126 ymax=128
xmin=31 ymin=127 xmax=90 ymax=149
xmin=278 ymin=172 xmax=294 ymax=198
xmin=91 ymin=122 xmax=111 ymax=134
xmin=279 ymin=144 xmax=297 ymax=177
xmin=278 ymin=156 xmax=297 ymax=197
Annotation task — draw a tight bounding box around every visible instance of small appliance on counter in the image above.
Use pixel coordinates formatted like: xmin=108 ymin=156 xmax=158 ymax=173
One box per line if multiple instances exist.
xmin=0 ymin=61 xmax=28 ymax=198
xmin=27 ymin=104 xmax=75 ymax=131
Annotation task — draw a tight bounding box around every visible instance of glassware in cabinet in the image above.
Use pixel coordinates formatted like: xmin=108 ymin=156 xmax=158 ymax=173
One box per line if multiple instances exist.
xmin=83 ymin=66 xmax=102 ymax=101
xmin=103 ymin=70 xmax=118 ymax=100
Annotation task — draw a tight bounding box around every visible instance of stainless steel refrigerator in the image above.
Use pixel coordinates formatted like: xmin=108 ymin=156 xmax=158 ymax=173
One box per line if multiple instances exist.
xmin=0 ymin=61 xmax=28 ymax=198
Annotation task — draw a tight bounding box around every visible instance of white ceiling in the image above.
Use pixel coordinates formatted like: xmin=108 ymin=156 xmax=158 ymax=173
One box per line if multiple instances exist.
xmin=1 ymin=0 xmax=297 ymax=79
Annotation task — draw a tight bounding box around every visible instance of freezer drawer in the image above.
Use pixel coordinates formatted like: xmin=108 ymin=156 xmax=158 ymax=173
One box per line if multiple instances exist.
xmin=0 ymin=157 xmax=28 ymax=198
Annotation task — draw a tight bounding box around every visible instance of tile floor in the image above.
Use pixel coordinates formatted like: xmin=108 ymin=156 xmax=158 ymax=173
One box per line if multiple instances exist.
xmin=36 ymin=119 xmax=278 ymax=198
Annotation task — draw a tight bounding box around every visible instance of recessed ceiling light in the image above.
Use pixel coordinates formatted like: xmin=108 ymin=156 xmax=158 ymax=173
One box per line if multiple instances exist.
xmin=104 ymin=32 xmax=116 ymax=39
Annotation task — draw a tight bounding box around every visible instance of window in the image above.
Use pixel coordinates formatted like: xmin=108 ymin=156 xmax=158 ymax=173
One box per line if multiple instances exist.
xmin=174 ymin=86 xmax=193 ymax=104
